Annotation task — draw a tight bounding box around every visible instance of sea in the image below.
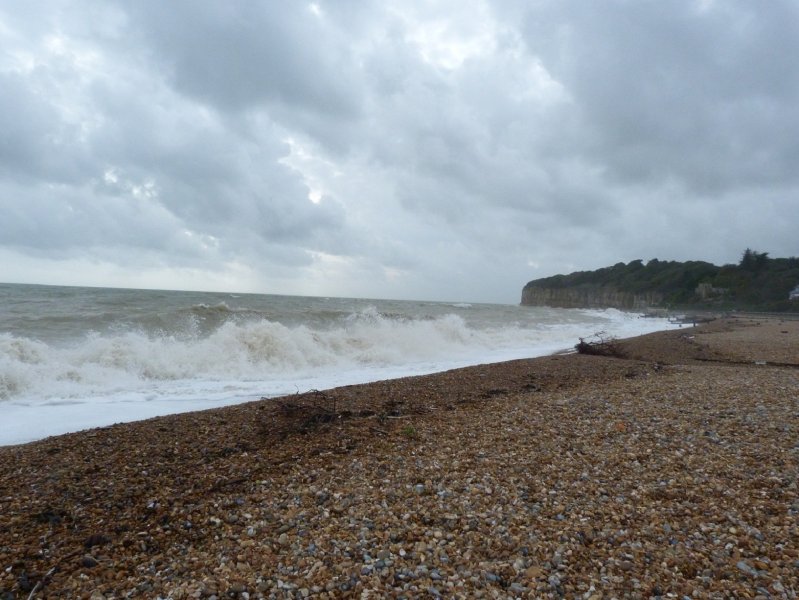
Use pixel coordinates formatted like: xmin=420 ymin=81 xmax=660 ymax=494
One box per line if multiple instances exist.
xmin=0 ymin=283 xmax=677 ymax=446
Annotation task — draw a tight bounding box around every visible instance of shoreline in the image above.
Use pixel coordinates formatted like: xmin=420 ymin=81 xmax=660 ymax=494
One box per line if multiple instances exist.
xmin=1 ymin=319 xmax=797 ymax=597
xmin=0 ymin=311 xmax=677 ymax=448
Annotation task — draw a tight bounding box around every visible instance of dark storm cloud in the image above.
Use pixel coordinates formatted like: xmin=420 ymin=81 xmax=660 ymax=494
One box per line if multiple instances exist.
xmin=514 ymin=0 xmax=799 ymax=194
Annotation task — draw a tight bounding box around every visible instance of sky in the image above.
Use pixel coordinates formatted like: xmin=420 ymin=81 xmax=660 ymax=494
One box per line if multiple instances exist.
xmin=1 ymin=1 xmax=798 ymax=304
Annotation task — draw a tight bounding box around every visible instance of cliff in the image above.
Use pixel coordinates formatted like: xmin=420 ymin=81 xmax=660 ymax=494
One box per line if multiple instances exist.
xmin=520 ymin=252 xmax=799 ymax=311
xmin=521 ymin=285 xmax=663 ymax=310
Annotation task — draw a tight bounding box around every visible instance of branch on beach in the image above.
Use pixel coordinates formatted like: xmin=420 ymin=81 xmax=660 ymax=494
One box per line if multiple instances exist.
xmin=575 ymin=331 xmax=627 ymax=358
xmin=26 ymin=566 xmax=57 ymax=600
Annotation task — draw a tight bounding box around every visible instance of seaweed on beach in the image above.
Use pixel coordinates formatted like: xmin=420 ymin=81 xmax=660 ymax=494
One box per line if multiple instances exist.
xmin=268 ymin=389 xmax=343 ymax=436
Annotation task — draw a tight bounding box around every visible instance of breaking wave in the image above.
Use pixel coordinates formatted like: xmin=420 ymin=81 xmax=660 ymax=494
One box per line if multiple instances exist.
xmin=0 ymin=296 xmax=681 ymax=447
xmin=0 ymin=306 xmax=663 ymax=405
xmin=2 ymin=311 xmax=497 ymax=401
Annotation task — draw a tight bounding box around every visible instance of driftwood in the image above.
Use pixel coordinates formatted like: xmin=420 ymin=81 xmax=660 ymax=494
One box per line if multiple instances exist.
xmin=27 ymin=566 xmax=58 ymax=599
xmin=575 ymin=331 xmax=627 ymax=358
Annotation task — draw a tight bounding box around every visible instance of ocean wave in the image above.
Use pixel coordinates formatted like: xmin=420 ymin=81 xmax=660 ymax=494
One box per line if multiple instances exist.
xmin=0 ymin=312 xmax=476 ymax=401
xmin=190 ymin=301 xmax=235 ymax=313
xmin=0 ymin=307 xmax=675 ymax=408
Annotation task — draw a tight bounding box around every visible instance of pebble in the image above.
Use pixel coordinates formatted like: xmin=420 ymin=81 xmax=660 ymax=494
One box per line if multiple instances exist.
xmin=1 ymin=320 xmax=798 ymax=598
xmin=80 ymin=555 xmax=99 ymax=568
xmin=736 ymin=560 xmax=759 ymax=577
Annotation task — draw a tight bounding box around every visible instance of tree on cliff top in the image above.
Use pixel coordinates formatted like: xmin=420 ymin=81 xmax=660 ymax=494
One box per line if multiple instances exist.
xmin=739 ymin=248 xmax=769 ymax=272
xmin=523 ymin=250 xmax=799 ymax=311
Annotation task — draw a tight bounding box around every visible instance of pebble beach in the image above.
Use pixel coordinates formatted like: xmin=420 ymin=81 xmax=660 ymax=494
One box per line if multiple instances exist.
xmin=1 ymin=317 xmax=797 ymax=599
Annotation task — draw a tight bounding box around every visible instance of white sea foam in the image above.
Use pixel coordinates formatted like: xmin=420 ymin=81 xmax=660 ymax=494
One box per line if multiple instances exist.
xmin=0 ymin=298 xmax=677 ymax=446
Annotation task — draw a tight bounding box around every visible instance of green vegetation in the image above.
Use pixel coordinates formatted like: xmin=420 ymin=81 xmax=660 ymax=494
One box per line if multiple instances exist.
xmin=401 ymin=425 xmax=419 ymax=439
xmin=524 ymin=249 xmax=799 ymax=311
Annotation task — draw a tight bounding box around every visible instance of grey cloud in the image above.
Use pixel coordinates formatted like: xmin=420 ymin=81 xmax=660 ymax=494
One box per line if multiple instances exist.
xmin=356 ymin=37 xmax=604 ymax=230
xmin=0 ymin=1 xmax=355 ymax=269
xmin=0 ymin=180 xmax=183 ymax=255
xmin=0 ymin=72 xmax=89 ymax=185
xmin=121 ymin=1 xmax=363 ymax=119
xmin=513 ymin=0 xmax=799 ymax=193
xmin=0 ymin=72 xmax=54 ymax=179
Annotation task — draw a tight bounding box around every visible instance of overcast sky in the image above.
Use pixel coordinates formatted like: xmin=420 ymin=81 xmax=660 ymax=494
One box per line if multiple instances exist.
xmin=1 ymin=1 xmax=797 ymax=303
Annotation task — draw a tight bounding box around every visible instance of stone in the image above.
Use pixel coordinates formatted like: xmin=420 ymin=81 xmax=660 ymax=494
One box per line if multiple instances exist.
xmin=81 ymin=555 xmax=99 ymax=568
xmin=525 ymin=566 xmax=543 ymax=578
xmin=2 ymin=318 xmax=798 ymax=598
xmin=736 ymin=560 xmax=758 ymax=577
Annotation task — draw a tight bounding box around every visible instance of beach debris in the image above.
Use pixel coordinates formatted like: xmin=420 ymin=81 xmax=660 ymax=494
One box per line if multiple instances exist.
xmin=575 ymin=331 xmax=627 ymax=358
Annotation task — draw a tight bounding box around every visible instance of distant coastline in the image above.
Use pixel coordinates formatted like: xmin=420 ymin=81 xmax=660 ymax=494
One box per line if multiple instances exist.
xmin=522 ymin=250 xmax=799 ymax=312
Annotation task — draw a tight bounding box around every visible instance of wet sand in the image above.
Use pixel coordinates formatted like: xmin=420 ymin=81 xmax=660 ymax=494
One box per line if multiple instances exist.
xmin=1 ymin=318 xmax=797 ymax=598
